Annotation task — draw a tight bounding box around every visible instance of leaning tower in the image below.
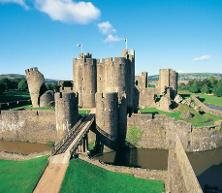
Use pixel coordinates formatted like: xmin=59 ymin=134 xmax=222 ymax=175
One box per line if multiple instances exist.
xmin=25 ymin=67 xmax=45 ymax=107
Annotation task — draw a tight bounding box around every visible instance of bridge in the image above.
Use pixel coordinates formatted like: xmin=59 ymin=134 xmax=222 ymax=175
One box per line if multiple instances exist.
xmin=34 ymin=114 xmax=121 ymax=193
xmin=52 ymin=114 xmax=95 ymax=156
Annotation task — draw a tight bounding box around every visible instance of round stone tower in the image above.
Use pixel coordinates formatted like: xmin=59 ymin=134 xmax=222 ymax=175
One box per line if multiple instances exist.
xmin=73 ymin=53 xmax=97 ymax=108
xmin=97 ymin=56 xmax=134 ymax=115
xmin=55 ymin=92 xmax=79 ymax=139
xmin=25 ymin=67 xmax=45 ymax=107
xmin=96 ymin=92 xmax=118 ymax=140
xmin=96 ymin=92 xmax=127 ymax=142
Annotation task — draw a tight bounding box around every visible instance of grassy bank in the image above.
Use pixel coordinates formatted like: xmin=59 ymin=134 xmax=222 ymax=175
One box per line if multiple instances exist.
xmin=0 ymin=156 xmax=48 ymax=193
xmin=179 ymin=90 xmax=222 ymax=108
xmin=126 ymin=126 xmax=143 ymax=146
xmin=61 ymin=159 xmax=164 ymax=193
xmin=140 ymin=105 xmax=221 ymax=127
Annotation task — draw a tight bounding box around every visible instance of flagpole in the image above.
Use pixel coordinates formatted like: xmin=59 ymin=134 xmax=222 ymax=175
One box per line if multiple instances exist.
xmin=125 ymin=37 xmax=128 ymax=50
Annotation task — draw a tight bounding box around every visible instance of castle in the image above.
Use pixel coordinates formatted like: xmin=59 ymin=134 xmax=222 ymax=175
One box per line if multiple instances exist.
xmin=25 ymin=49 xmax=178 ymax=145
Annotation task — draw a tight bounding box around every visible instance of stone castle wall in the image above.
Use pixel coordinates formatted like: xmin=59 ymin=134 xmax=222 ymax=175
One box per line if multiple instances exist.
xmin=25 ymin=67 xmax=45 ymax=107
xmin=73 ymin=53 xmax=97 ymax=108
xmin=127 ymin=114 xmax=222 ymax=151
xmin=0 ymin=110 xmax=57 ymax=144
xmin=159 ymin=69 xmax=178 ymax=95
xmin=168 ymin=136 xmax=203 ymax=193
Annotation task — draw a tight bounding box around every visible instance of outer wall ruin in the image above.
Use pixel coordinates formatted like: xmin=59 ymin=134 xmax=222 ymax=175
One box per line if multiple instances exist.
xmin=0 ymin=110 xmax=57 ymax=144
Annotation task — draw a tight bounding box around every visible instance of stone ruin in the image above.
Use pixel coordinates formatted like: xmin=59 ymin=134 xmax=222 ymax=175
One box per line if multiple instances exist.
xmin=135 ymin=68 xmax=179 ymax=111
xmin=25 ymin=67 xmax=54 ymax=108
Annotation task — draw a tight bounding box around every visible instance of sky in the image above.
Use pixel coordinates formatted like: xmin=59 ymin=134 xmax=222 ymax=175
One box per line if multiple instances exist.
xmin=0 ymin=0 xmax=222 ymax=80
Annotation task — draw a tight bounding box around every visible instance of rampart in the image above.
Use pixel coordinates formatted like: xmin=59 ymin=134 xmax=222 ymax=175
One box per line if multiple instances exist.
xmin=0 ymin=110 xmax=57 ymax=144
xmin=191 ymin=95 xmax=222 ymax=117
xmin=127 ymin=114 xmax=222 ymax=151
xmin=168 ymin=135 xmax=203 ymax=193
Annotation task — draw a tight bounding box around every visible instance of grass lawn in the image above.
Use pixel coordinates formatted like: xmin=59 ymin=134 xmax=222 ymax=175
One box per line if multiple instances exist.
xmin=178 ymin=90 xmax=222 ymax=107
xmin=60 ymin=159 xmax=165 ymax=193
xmin=140 ymin=105 xmax=221 ymax=127
xmin=126 ymin=126 xmax=143 ymax=146
xmin=79 ymin=108 xmax=90 ymax=115
xmin=0 ymin=156 xmax=48 ymax=193
xmin=194 ymin=93 xmax=222 ymax=107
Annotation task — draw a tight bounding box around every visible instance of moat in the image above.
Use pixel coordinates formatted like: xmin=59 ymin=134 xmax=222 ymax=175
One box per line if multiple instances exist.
xmin=0 ymin=140 xmax=50 ymax=155
xmin=96 ymin=147 xmax=222 ymax=190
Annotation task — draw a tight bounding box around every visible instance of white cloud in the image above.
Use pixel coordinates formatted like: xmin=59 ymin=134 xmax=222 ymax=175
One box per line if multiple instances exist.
xmin=97 ymin=21 xmax=116 ymax=35
xmin=34 ymin=0 xmax=100 ymax=24
xmin=98 ymin=20 xmax=122 ymax=43
xmin=193 ymin=55 xmax=211 ymax=61
xmin=0 ymin=0 xmax=29 ymax=9
xmin=105 ymin=34 xmax=122 ymax=43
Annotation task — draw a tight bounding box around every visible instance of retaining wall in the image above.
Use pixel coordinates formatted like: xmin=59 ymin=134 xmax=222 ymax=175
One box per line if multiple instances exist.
xmin=0 ymin=110 xmax=57 ymax=144
xmin=127 ymin=114 xmax=222 ymax=151
xmin=168 ymin=136 xmax=203 ymax=193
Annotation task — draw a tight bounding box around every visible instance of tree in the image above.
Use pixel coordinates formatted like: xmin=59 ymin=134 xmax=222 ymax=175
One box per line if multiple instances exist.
xmin=201 ymin=84 xmax=210 ymax=94
xmin=213 ymin=81 xmax=222 ymax=97
xmin=0 ymin=82 xmax=6 ymax=95
xmin=18 ymin=79 xmax=28 ymax=91
xmin=189 ymin=81 xmax=201 ymax=93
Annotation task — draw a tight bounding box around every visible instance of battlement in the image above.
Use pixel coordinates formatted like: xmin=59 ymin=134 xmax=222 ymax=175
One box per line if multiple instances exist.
xmin=99 ymin=57 xmax=126 ymax=65
xmin=55 ymin=92 xmax=78 ymax=101
xmin=25 ymin=67 xmax=41 ymax=75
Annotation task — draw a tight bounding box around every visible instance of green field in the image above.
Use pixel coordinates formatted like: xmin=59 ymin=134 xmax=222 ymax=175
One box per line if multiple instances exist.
xmin=0 ymin=90 xmax=30 ymax=103
xmin=61 ymin=159 xmax=164 ymax=193
xmin=195 ymin=93 xmax=222 ymax=107
xmin=178 ymin=90 xmax=222 ymax=108
xmin=140 ymin=105 xmax=221 ymax=127
xmin=0 ymin=156 xmax=48 ymax=193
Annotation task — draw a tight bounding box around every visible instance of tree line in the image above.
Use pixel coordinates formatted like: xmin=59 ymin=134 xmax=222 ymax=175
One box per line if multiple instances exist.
xmin=179 ymin=77 xmax=222 ymax=97
xmin=0 ymin=78 xmax=58 ymax=95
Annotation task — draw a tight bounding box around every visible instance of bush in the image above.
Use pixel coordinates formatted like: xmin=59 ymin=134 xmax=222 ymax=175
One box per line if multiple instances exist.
xmin=18 ymin=79 xmax=28 ymax=91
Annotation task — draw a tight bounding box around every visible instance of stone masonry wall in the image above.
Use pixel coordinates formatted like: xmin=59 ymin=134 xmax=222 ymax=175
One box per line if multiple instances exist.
xmin=168 ymin=135 xmax=203 ymax=193
xmin=127 ymin=114 xmax=222 ymax=152
xmin=0 ymin=110 xmax=57 ymax=144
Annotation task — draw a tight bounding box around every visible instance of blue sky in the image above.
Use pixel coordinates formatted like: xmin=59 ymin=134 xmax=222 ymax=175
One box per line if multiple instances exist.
xmin=0 ymin=0 xmax=222 ymax=80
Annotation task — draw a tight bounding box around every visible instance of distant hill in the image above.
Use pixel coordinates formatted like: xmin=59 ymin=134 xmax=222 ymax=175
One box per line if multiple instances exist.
xmin=148 ymin=73 xmax=222 ymax=83
xmin=0 ymin=74 xmax=58 ymax=83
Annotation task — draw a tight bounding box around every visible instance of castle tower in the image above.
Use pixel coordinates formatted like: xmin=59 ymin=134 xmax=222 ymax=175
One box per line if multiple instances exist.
xmin=25 ymin=67 xmax=45 ymax=107
xmin=159 ymin=69 xmax=178 ymax=96
xmin=73 ymin=53 xmax=97 ymax=108
xmin=96 ymin=92 xmax=127 ymax=142
xmin=55 ymin=92 xmax=79 ymax=139
xmin=122 ymin=49 xmax=136 ymax=114
xmin=135 ymin=72 xmax=148 ymax=90
xmin=97 ymin=52 xmax=135 ymax=115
